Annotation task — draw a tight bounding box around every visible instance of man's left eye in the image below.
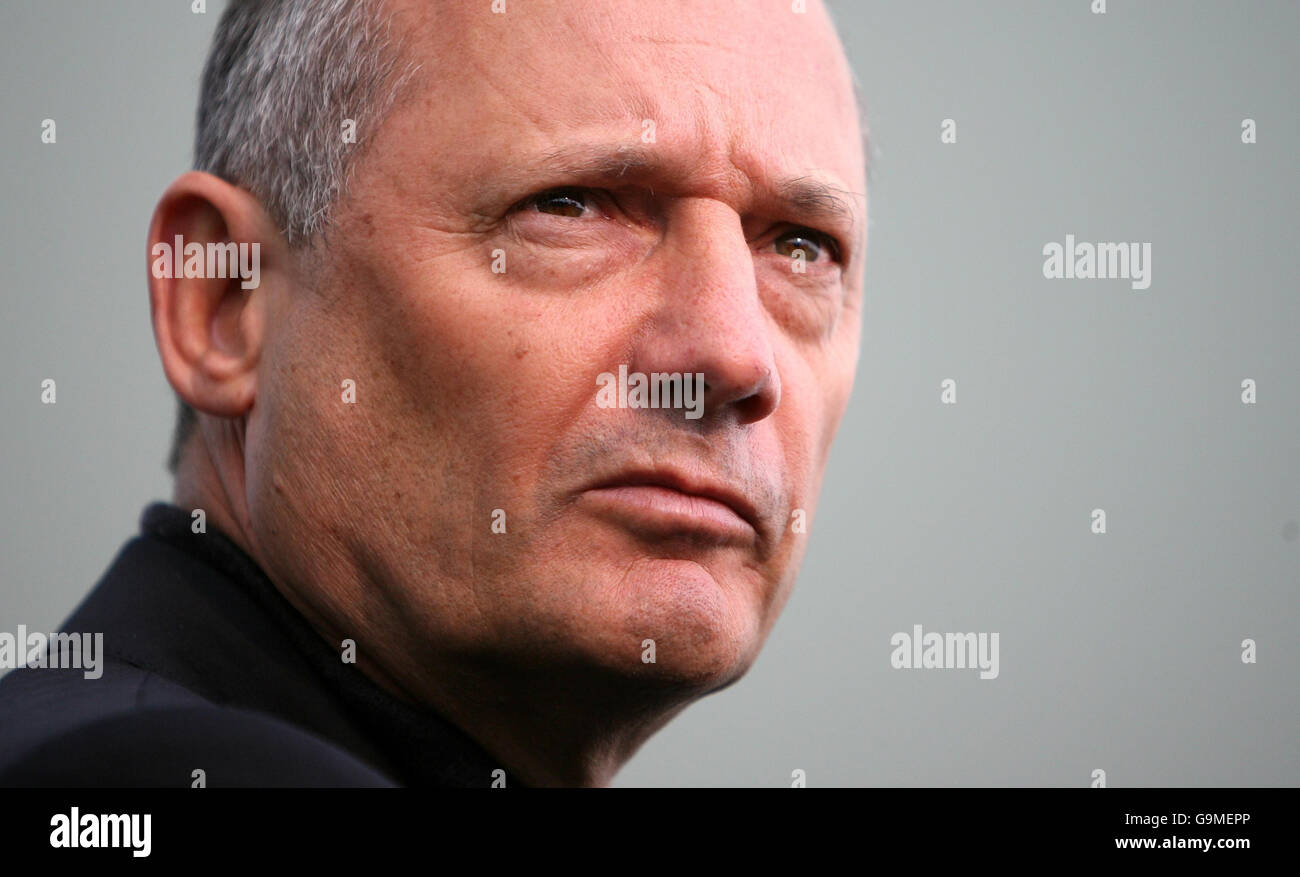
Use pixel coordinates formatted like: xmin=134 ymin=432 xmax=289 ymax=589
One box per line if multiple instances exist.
xmin=773 ymin=229 xmax=840 ymax=264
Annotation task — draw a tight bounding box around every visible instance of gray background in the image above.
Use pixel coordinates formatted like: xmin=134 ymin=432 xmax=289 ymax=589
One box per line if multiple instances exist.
xmin=1 ymin=0 xmax=1295 ymax=787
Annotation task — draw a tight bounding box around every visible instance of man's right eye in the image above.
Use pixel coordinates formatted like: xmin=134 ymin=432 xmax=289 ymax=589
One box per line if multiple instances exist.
xmin=521 ymin=188 xmax=590 ymax=218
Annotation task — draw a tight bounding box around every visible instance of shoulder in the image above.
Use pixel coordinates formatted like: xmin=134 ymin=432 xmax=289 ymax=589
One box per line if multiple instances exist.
xmin=0 ymin=666 xmax=396 ymax=787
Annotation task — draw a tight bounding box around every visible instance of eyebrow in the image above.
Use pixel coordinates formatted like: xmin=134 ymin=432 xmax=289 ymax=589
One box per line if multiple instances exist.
xmin=526 ymin=144 xmax=862 ymax=242
xmin=775 ymin=175 xmax=857 ymax=230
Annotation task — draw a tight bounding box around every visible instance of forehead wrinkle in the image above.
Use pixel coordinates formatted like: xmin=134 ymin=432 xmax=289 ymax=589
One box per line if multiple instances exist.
xmin=538 ymin=143 xmax=658 ymax=179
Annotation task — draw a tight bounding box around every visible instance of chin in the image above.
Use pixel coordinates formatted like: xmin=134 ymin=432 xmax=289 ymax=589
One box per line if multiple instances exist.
xmin=585 ymin=555 xmax=768 ymax=694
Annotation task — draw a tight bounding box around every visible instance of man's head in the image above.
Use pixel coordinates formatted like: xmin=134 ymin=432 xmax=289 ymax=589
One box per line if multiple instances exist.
xmin=150 ymin=0 xmax=867 ymax=785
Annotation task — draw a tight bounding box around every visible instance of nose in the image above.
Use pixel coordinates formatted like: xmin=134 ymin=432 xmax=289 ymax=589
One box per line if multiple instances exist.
xmin=626 ymin=199 xmax=781 ymax=426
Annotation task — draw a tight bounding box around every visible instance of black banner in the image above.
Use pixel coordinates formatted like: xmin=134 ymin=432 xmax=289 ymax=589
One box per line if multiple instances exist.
xmin=1 ymin=788 xmax=1288 ymax=862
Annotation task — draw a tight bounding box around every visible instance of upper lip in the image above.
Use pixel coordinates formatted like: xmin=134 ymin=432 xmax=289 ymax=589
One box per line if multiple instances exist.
xmin=585 ymin=468 xmax=763 ymax=536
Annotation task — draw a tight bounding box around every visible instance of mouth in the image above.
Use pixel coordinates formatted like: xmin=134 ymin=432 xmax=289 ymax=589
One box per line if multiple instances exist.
xmin=579 ymin=468 xmax=762 ymax=546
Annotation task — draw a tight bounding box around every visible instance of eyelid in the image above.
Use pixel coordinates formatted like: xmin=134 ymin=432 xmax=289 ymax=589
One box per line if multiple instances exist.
xmin=511 ymin=185 xmax=605 ymax=216
xmin=773 ymin=226 xmax=844 ymax=264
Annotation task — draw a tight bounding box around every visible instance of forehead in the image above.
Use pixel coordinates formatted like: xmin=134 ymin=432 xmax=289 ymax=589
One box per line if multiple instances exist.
xmin=386 ymin=0 xmax=865 ymax=203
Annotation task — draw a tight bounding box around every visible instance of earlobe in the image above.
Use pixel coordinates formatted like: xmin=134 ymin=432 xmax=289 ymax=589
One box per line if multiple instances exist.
xmin=147 ymin=171 xmax=282 ymax=420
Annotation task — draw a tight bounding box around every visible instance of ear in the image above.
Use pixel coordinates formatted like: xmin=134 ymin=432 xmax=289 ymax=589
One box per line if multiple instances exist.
xmin=146 ymin=171 xmax=286 ymax=421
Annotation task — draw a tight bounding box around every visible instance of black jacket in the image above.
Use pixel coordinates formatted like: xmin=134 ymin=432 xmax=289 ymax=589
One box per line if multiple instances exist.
xmin=0 ymin=503 xmax=513 ymax=787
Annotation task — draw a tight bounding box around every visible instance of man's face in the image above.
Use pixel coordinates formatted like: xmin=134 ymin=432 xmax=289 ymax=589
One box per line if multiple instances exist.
xmin=245 ymin=0 xmax=865 ymax=703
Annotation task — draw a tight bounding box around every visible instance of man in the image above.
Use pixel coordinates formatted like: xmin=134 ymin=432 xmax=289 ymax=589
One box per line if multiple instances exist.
xmin=0 ymin=0 xmax=867 ymax=787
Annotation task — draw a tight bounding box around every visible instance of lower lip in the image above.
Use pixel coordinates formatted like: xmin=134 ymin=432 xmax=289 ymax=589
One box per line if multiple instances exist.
xmin=580 ymin=484 xmax=754 ymax=543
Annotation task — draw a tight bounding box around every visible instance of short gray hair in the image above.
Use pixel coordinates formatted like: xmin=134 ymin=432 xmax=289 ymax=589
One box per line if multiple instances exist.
xmin=168 ymin=0 xmax=419 ymax=473
xmin=196 ymin=0 xmax=418 ymax=244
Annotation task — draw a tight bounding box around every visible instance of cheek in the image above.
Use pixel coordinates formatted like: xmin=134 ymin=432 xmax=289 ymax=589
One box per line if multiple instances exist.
xmin=774 ymin=348 xmax=834 ymax=471
xmin=760 ymin=347 xmax=856 ymax=559
xmin=354 ymin=260 xmax=604 ymax=514
xmin=756 ymin=271 xmax=846 ymax=342
xmin=823 ymin=330 xmax=861 ymax=448
xmin=796 ymin=311 xmax=860 ymax=459
xmin=501 ymin=226 xmax=649 ymax=293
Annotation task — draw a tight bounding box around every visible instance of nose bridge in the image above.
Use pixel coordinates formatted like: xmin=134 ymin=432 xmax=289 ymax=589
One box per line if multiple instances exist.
xmin=627 ymin=198 xmax=781 ymax=424
xmin=665 ymin=199 xmax=758 ymax=326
